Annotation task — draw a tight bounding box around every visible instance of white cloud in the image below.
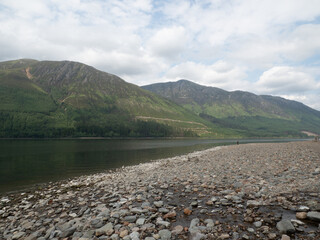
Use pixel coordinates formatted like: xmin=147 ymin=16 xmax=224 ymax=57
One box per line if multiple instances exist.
xmin=256 ymin=66 xmax=318 ymax=94
xmin=0 ymin=0 xmax=320 ymax=110
xmin=147 ymin=26 xmax=187 ymax=60
xmin=163 ymin=61 xmax=250 ymax=91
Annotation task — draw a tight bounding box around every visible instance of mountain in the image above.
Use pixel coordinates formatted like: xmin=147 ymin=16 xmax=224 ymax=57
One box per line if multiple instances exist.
xmin=0 ymin=60 xmax=220 ymax=138
xmin=142 ymin=80 xmax=320 ymax=137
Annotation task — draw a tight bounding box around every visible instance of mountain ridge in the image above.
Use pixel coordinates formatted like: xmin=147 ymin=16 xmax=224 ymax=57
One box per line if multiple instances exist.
xmin=142 ymin=79 xmax=320 ymax=137
xmin=0 ymin=59 xmax=219 ymax=138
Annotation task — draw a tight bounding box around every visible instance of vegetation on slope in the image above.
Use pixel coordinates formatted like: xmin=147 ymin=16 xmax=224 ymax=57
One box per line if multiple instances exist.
xmin=143 ymin=80 xmax=320 ymax=137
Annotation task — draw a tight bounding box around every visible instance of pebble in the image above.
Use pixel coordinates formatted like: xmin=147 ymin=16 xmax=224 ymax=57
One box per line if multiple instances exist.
xmin=276 ymin=220 xmax=295 ymax=234
xmin=1 ymin=141 xmax=320 ymax=240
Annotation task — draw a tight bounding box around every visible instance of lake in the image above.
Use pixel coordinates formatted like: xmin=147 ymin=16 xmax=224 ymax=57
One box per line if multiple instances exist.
xmin=0 ymin=138 xmax=305 ymax=194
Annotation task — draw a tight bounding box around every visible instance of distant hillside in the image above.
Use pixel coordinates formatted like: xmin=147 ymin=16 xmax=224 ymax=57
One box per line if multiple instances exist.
xmin=142 ymin=80 xmax=320 ymax=137
xmin=0 ymin=60 xmax=222 ymax=138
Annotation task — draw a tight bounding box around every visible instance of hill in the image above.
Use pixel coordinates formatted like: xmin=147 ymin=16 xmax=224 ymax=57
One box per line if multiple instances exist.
xmin=142 ymin=80 xmax=320 ymax=137
xmin=0 ymin=60 xmax=220 ymax=138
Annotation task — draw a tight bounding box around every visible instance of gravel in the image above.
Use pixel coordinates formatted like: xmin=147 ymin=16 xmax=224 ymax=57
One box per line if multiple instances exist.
xmin=0 ymin=141 xmax=320 ymax=239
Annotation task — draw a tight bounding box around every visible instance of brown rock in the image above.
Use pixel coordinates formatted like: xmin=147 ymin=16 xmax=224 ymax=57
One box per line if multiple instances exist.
xmin=163 ymin=210 xmax=176 ymax=219
xmin=281 ymin=234 xmax=290 ymax=240
xmin=183 ymin=208 xmax=192 ymax=215
xmin=219 ymin=233 xmax=230 ymax=239
xmin=119 ymin=229 xmax=128 ymax=238
xmin=296 ymin=212 xmax=307 ymax=220
xmin=172 ymin=225 xmax=183 ymax=235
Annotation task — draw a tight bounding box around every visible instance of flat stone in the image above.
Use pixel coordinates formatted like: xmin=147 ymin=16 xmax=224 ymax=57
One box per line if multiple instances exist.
xmin=276 ymin=220 xmax=295 ymax=234
xmin=12 ymin=232 xmax=26 ymax=240
xmin=158 ymin=229 xmax=171 ymax=240
xmin=171 ymin=225 xmax=183 ymax=235
xmin=154 ymin=201 xmax=163 ymax=208
xmin=281 ymin=234 xmax=290 ymax=240
xmin=59 ymin=227 xmax=76 ymax=238
xmin=124 ymin=215 xmax=137 ymax=223
xmin=219 ymin=233 xmax=230 ymax=239
xmin=129 ymin=231 xmax=139 ymax=240
xmin=307 ymin=211 xmax=320 ymax=221
xmin=119 ymin=229 xmax=128 ymax=238
xmin=136 ymin=217 xmax=145 ymax=225
xmin=246 ymin=200 xmax=262 ymax=208
xmin=95 ymin=222 xmax=114 ymax=236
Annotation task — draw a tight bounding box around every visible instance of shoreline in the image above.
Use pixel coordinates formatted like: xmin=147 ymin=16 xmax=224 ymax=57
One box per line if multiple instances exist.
xmin=1 ymin=141 xmax=320 ymax=239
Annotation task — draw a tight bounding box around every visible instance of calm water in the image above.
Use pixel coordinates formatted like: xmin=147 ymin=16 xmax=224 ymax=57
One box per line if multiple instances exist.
xmin=0 ymin=138 xmax=305 ymax=194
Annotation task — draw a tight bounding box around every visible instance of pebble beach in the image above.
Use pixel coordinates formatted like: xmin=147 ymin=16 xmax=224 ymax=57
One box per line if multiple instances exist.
xmin=1 ymin=141 xmax=320 ymax=240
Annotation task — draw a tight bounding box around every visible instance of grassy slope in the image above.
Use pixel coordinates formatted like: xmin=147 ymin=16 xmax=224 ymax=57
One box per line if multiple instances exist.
xmin=0 ymin=60 xmax=235 ymax=138
xmin=143 ymin=80 xmax=320 ymax=137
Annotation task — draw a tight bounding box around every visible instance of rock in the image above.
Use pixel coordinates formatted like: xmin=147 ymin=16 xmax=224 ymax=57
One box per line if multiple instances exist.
xmin=191 ymin=201 xmax=198 ymax=207
xmin=184 ymin=208 xmax=192 ymax=215
xmin=156 ymin=218 xmax=170 ymax=227
xmin=136 ymin=217 xmax=145 ymax=225
xmin=129 ymin=231 xmax=139 ymax=240
xmin=219 ymin=233 xmax=230 ymax=239
xmin=145 ymin=238 xmax=155 ymax=240
xmin=276 ymin=220 xmax=295 ymax=234
xmin=111 ymin=233 xmax=119 ymax=240
xmin=158 ymin=208 xmax=169 ymax=213
xmin=59 ymin=227 xmax=76 ymax=238
xmin=253 ymin=221 xmax=262 ymax=227
xmin=158 ymin=229 xmax=171 ymax=240
xmin=246 ymin=200 xmax=262 ymax=208
xmin=171 ymin=225 xmax=183 ymax=235
xmin=154 ymin=201 xmax=163 ymax=208
xmin=281 ymin=234 xmax=290 ymax=240
xmin=12 ymin=232 xmax=26 ymax=239
xmin=297 ymin=206 xmax=310 ymax=212
xmin=95 ymin=222 xmax=114 ymax=236
xmin=191 ymin=232 xmax=206 ymax=240
xmin=307 ymin=211 xmax=320 ymax=221
xmin=163 ymin=210 xmax=176 ymax=219
xmin=124 ymin=215 xmax=137 ymax=223
xmin=119 ymin=229 xmax=128 ymax=238
xmin=296 ymin=212 xmax=307 ymax=220
xmin=268 ymin=233 xmax=277 ymax=239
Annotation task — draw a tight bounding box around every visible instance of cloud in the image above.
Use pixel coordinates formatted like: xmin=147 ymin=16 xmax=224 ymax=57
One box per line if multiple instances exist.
xmin=0 ymin=0 xmax=320 ymax=109
xmin=256 ymin=66 xmax=318 ymax=94
xmin=147 ymin=26 xmax=187 ymax=60
xmin=163 ymin=61 xmax=250 ymax=91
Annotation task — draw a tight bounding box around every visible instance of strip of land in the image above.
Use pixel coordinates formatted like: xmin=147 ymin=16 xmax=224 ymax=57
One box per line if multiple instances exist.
xmin=1 ymin=141 xmax=320 ymax=239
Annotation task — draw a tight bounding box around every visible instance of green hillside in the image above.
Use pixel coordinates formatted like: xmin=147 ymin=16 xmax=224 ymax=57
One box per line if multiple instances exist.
xmin=0 ymin=59 xmax=230 ymax=138
xmin=142 ymin=80 xmax=320 ymax=137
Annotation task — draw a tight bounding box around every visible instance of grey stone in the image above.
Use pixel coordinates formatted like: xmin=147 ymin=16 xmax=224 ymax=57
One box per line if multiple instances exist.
xmin=95 ymin=222 xmax=114 ymax=236
xmin=59 ymin=227 xmax=76 ymax=238
xmin=136 ymin=217 xmax=146 ymax=225
xmin=190 ymin=232 xmax=206 ymax=240
xmin=110 ymin=233 xmax=119 ymax=240
xmin=276 ymin=219 xmax=295 ymax=234
xmin=124 ymin=215 xmax=137 ymax=223
xmin=158 ymin=208 xmax=169 ymax=213
xmin=144 ymin=237 xmax=155 ymax=240
xmin=158 ymin=229 xmax=171 ymax=240
xmin=154 ymin=201 xmax=163 ymax=208
xmin=246 ymin=200 xmax=262 ymax=208
xmin=253 ymin=221 xmax=262 ymax=227
xmin=129 ymin=231 xmax=139 ymax=240
xmin=12 ymin=232 xmax=26 ymax=240
xmin=307 ymin=211 xmax=320 ymax=221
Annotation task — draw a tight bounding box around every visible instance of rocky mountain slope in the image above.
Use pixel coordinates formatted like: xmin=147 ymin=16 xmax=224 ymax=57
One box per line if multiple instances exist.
xmin=143 ymin=80 xmax=320 ymax=137
xmin=0 ymin=60 xmax=217 ymax=138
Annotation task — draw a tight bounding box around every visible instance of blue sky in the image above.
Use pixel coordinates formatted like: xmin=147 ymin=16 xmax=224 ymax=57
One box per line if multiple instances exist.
xmin=0 ymin=0 xmax=320 ymax=110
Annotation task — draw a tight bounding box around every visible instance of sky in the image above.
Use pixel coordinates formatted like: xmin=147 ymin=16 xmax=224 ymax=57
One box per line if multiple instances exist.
xmin=1 ymin=0 xmax=320 ymax=110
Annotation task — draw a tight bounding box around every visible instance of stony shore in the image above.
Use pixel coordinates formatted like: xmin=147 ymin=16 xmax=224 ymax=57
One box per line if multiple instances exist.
xmin=1 ymin=141 xmax=320 ymax=240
